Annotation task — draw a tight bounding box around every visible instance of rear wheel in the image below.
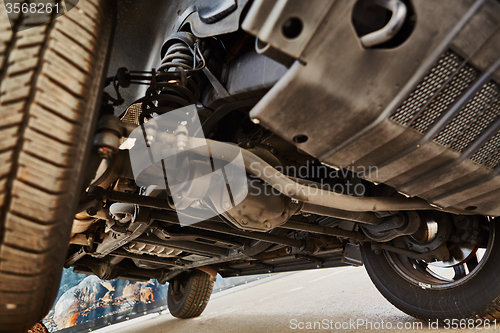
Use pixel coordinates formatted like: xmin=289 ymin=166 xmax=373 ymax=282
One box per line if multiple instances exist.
xmin=167 ymin=270 xmax=214 ymax=319
xmin=0 ymin=0 xmax=113 ymax=331
xmin=362 ymin=215 xmax=500 ymax=320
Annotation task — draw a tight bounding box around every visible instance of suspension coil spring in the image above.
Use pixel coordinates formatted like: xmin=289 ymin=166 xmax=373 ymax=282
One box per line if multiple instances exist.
xmin=140 ymin=32 xmax=205 ymax=123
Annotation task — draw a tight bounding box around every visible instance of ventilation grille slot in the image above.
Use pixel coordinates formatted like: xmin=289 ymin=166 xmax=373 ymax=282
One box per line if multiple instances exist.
xmin=391 ymin=49 xmax=500 ymax=169
xmin=471 ymin=131 xmax=500 ymax=166
xmin=450 ymin=96 xmax=500 ymax=153
xmin=435 ymin=81 xmax=500 ymax=149
xmin=410 ymin=64 xmax=478 ymax=133
xmin=391 ymin=51 xmax=463 ymax=126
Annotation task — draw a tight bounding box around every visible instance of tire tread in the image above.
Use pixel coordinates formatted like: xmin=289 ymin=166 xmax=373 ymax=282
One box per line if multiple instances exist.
xmin=0 ymin=0 xmax=112 ymax=331
xmin=168 ymin=271 xmax=214 ymax=319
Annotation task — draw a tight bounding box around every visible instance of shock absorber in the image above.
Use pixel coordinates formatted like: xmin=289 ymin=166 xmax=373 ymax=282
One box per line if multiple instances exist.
xmin=140 ymin=32 xmax=205 ymax=123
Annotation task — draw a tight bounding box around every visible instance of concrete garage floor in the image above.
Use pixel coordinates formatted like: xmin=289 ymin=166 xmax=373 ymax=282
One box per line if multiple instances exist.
xmin=99 ymin=267 xmax=489 ymax=333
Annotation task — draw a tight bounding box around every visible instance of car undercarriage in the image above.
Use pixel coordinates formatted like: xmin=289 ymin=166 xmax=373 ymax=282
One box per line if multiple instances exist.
xmin=2 ymin=0 xmax=500 ymax=331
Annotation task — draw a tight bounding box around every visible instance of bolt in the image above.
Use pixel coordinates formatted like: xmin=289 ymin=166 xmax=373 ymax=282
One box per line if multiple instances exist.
xmin=264 ymin=222 xmax=272 ymax=229
xmin=223 ymin=202 xmax=232 ymax=210
xmin=407 ymin=243 xmax=413 ymax=249
xmin=424 ymin=247 xmax=430 ymax=252
xmin=98 ymin=147 xmax=113 ymax=159
xmin=87 ymin=234 xmax=95 ymax=246
xmin=177 ymin=140 xmax=187 ymax=151
xmin=374 ymin=250 xmax=381 ymax=255
xmin=241 ymin=219 xmax=248 ymax=225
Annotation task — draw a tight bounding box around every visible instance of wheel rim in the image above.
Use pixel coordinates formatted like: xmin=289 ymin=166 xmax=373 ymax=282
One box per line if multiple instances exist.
xmin=170 ymin=278 xmax=188 ymax=303
xmin=384 ymin=217 xmax=495 ymax=290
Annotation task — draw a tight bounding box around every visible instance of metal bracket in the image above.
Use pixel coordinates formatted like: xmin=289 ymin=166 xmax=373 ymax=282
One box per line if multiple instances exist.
xmin=342 ymin=243 xmax=364 ymax=266
xmin=92 ymin=207 xmax=154 ymax=258
xmin=242 ymin=0 xmax=334 ymax=59
xmin=295 ymin=254 xmax=324 ymax=268
xmin=249 ymin=261 xmax=275 ymax=273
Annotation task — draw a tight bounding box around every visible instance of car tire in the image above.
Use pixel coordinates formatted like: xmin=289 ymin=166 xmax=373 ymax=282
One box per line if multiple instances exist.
xmin=361 ymin=218 xmax=500 ymax=321
xmin=167 ymin=270 xmax=214 ymax=319
xmin=0 ymin=0 xmax=114 ymax=331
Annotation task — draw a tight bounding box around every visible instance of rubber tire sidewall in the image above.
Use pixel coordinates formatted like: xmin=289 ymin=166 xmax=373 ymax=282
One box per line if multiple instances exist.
xmin=167 ymin=270 xmax=213 ymax=319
